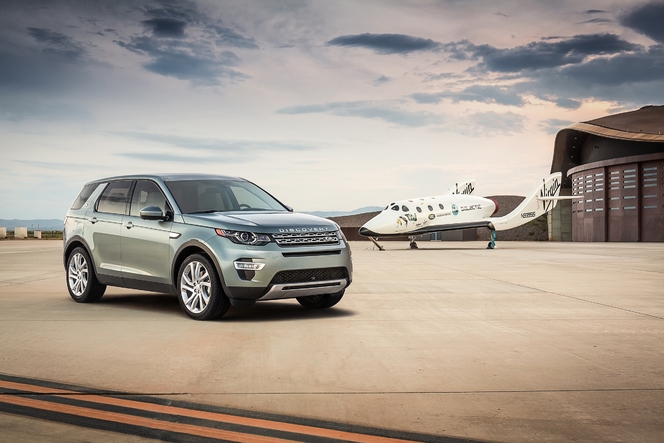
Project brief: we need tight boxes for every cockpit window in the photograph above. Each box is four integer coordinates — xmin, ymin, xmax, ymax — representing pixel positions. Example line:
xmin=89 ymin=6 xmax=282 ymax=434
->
xmin=427 ymin=205 xmax=433 ymax=211
xmin=439 ymin=203 xmax=444 ymax=210
xmin=401 ymin=205 xmax=409 ymax=212
xmin=391 ymin=205 xmax=399 ymax=211
xmin=416 ymin=206 xmax=422 ymax=213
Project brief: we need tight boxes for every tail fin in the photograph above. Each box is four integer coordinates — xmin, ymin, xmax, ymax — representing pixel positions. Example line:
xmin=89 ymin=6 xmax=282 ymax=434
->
xmin=444 ymin=179 xmax=476 ymax=196
xmin=491 ymin=173 xmax=562 ymax=231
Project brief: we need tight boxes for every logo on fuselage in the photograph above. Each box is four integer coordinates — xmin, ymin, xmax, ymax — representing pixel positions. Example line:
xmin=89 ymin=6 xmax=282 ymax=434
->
xmin=452 ymin=204 xmax=459 ymax=216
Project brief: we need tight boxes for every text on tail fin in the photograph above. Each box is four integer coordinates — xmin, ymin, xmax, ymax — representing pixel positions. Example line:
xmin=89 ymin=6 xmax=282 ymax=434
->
xmin=539 ymin=176 xmax=561 ymax=213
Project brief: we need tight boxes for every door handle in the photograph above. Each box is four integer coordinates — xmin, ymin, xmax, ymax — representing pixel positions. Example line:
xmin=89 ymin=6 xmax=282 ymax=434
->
xmin=124 ymin=222 xmax=134 ymax=229
xmin=89 ymin=217 xmax=98 ymax=224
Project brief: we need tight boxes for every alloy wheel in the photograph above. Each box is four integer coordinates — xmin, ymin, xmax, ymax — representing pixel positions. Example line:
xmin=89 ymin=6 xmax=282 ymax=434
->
xmin=68 ymin=253 xmax=88 ymax=297
xmin=180 ymin=261 xmax=211 ymax=314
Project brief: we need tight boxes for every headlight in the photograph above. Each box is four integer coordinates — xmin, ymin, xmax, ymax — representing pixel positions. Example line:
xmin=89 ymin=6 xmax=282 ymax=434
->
xmin=215 ymin=228 xmax=272 ymax=246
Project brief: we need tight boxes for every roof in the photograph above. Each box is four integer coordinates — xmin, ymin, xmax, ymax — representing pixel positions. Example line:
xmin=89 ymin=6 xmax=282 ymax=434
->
xmin=87 ymin=173 xmax=242 ymax=184
xmin=550 ymin=105 xmax=664 ymax=187
xmin=584 ymin=105 xmax=664 ymax=135
xmin=328 ymin=211 xmax=380 ymax=228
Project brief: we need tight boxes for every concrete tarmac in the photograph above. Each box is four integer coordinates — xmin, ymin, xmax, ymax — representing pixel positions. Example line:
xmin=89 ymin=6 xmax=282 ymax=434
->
xmin=0 ymin=240 xmax=663 ymax=442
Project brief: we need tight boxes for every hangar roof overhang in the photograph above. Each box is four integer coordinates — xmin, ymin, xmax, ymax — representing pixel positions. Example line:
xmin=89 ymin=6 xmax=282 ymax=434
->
xmin=551 ymin=105 xmax=664 ymax=187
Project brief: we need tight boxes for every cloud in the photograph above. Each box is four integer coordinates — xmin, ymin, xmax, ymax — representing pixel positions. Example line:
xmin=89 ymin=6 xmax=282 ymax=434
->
xmin=453 ymin=33 xmax=640 ymax=72
xmin=584 ymin=10 xmax=609 ymax=14
xmin=373 ymin=75 xmax=390 ymax=86
xmin=116 ymin=36 xmax=246 ymax=84
xmin=141 ymin=18 xmax=187 ymax=38
xmin=578 ymin=18 xmax=613 ymax=24
xmin=457 ymin=111 xmax=525 ymax=136
xmin=112 ymin=131 xmax=321 ymax=152
xmin=554 ymin=97 xmax=581 ymax=109
xmin=277 ymin=101 xmax=442 ymax=127
xmin=0 ymin=100 xmax=94 ymax=122
xmin=117 ymin=151 xmax=249 ymax=164
xmin=411 ymin=85 xmax=525 ymax=106
xmin=326 ymin=33 xmax=440 ymax=54
xmin=418 ymin=72 xmax=463 ymax=82
xmin=539 ymin=118 xmax=574 ymax=135
xmin=620 ymin=1 xmax=664 ymax=44
xmin=115 ymin=1 xmax=257 ymax=84
xmin=27 ymin=27 xmax=87 ymax=61
xmin=509 ymin=44 xmax=664 ymax=106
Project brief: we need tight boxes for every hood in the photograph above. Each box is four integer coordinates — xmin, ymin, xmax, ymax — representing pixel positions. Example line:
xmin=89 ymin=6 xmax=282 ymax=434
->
xmin=182 ymin=211 xmax=338 ymax=234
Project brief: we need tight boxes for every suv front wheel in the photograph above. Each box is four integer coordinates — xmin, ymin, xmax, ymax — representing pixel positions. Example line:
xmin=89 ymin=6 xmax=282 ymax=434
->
xmin=177 ymin=254 xmax=230 ymax=320
xmin=66 ymin=247 xmax=106 ymax=303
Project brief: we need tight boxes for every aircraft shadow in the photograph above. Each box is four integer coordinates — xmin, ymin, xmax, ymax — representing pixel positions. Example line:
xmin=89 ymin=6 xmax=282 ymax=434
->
xmin=98 ymin=293 xmax=357 ymax=322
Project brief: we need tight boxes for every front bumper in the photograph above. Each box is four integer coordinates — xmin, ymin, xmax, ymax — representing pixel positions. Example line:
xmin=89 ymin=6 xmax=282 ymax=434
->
xmin=204 ymin=235 xmax=353 ymax=301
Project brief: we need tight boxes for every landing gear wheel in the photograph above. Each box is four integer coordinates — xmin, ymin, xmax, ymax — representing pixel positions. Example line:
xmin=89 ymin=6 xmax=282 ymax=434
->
xmin=177 ymin=254 xmax=230 ymax=320
xmin=410 ymin=241 xmax=418 ymax=249
xmin=487 ymin=242 xmax=495 ymax=249
xmin=66 ymin=247 xmax=106 ymax=303
xmin=297 ymin=290 xmax=344 ymax=309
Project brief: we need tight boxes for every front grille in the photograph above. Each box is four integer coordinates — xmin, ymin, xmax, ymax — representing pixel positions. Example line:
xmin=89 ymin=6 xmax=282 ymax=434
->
xmin=272 ymin=231 xmax=340 ymax=247
xmin=270 ymin=267 xmax=348 ymax=285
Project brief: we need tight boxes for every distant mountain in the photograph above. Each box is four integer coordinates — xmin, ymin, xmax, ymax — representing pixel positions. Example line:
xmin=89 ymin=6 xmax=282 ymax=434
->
xmin=301 ymin=206 xmax=383 ymax=218
xmin=0 ymin=219 xmax=63 ymax=231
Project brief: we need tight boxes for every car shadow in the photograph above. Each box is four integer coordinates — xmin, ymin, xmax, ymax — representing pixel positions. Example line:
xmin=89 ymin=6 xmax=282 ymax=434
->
xmin=222 ymin=301 xmax=357 ymax=322
xmin=98 ymin=293 xmax=357 ymax=322
xmin=98 ymin=293 xmax=183 ymax=317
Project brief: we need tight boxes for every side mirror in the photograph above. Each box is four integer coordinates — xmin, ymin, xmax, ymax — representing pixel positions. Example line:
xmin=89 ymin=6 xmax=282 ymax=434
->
xmin=140 ymin=206 xmax=166 ymax=221
xmin=284 ymin=205 xmax=294 ymax=213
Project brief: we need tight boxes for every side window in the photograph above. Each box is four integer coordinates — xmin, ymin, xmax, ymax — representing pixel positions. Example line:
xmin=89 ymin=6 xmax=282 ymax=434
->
xmin=70 ymin=183 xmax=99 ymax=210
xmin=96 ymin=181 xmax=132 ymax=215
xmin=130 ymin=180 xmax=169 ymax=216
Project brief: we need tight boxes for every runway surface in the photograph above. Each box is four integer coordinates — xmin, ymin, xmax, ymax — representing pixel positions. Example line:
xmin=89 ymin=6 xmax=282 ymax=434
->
xmin=1 ymin=240 xmax=663 ymax=442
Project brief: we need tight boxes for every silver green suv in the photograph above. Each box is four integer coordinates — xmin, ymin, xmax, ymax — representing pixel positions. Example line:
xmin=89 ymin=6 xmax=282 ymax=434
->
xmin=63 ymin=174 xmax=352 ymax=320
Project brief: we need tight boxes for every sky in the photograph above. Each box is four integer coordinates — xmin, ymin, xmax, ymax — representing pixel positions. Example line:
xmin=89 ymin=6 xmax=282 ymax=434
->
xmin=1 ymin=0 xmax=664 ymax=219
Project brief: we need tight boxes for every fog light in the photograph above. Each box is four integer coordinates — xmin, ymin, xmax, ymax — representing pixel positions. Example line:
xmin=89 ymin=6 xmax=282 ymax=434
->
xmin=234 ymin=261 xmax=265 ymax=271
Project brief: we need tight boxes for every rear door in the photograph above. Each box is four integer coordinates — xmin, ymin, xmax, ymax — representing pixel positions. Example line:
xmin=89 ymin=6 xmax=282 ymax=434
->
xmin=121 ymin=180 xmax=173 ymax=287
xmin=87 ymin=181 xmax=133 ymax=281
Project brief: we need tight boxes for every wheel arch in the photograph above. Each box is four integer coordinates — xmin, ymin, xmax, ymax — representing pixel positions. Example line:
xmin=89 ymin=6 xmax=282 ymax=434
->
xmin=63 ymin=236 xmax=97 ymax=272
xmin=171 ymin=240 xmax=227 ymax=294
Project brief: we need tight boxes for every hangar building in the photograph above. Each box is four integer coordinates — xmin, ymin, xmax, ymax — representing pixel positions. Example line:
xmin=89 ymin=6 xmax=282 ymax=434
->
xmin=548 ymin=105 xmax=664 ymax=242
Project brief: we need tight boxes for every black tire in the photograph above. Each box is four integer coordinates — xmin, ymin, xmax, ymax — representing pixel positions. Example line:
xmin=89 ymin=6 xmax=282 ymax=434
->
xmin=66 ymin=247 xmax=106 ymax=303
xmin=297 ymin=290 xmax=344 ymax=309
xmin=177 ymin=254 xmax=230 ymax=320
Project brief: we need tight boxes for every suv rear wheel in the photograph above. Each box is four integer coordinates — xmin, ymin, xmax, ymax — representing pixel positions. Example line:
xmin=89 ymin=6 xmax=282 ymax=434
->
xmin=177 ymin=254 xmax=230 ymax=320
xmin=296 ymin=290 xmax=344 ymax=309
xmin=66 ymin=247 xmax=106 ymax=303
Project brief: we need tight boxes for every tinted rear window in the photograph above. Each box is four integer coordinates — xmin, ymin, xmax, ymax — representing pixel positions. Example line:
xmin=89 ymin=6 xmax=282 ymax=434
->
xmin=70 ymin=183 xmax=99 ymax=210
xmin=96 ymin=181 xmax=132 ymax=215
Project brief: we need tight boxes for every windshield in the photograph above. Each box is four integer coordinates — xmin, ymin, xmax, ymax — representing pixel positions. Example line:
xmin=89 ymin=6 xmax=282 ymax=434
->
xmin=165 ymin=179 xmax=287 ymax=214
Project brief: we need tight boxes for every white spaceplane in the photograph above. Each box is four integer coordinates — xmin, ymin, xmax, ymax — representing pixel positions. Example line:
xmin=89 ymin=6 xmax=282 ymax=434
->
xmin=359 ymin=172 xmax=569 ymax=249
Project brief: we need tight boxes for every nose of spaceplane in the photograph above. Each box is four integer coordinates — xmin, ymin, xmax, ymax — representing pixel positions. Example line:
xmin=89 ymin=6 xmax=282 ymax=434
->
xmin=359 ymin=226 xmax=378 ymax=236
xmin=359 ymin=213 xmax=384 ymax=237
